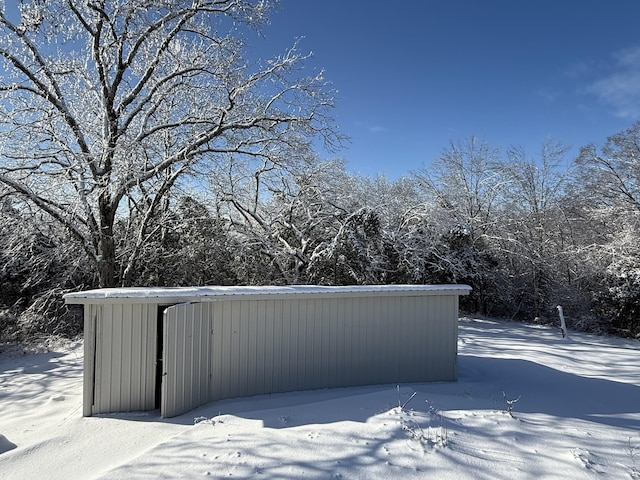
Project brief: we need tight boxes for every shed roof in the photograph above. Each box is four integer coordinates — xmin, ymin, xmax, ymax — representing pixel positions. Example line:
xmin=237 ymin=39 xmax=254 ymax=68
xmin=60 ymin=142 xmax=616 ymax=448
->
xmin=64 ymin=284 xmax=471 ymax=305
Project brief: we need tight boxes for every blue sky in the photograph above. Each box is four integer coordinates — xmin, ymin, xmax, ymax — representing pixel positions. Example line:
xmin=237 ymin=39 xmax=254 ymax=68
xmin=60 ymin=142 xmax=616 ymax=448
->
xmin=254 ymin=0 xmax=640 ymax=178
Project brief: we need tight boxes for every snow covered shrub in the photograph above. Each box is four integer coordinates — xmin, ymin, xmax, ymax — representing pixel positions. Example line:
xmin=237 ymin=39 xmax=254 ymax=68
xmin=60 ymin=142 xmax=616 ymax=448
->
xmin=592 ymin=266 xmax=640 ymax=338
xmin=0 ymin=200 xmax=92 ymax=340
xmin=17 ymin=288 xmax=84 ymax=339
xmin=307 ymin=207 xmax=386 ymax=285
xmin=0 ymin=306 xmax=20 ymax=342
xmin=121 ymin=196 xmax=239 ymax=287
xmin=435 ymin=223 xmax=504 ymax=316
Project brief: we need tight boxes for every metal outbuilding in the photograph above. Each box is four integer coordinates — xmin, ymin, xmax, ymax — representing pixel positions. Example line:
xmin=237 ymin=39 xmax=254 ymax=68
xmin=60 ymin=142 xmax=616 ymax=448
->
xmin=64 ymin=284 xmax=471 ymax=418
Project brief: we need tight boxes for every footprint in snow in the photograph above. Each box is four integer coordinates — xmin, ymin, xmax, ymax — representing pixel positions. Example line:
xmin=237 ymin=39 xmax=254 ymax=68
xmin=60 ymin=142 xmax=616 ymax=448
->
xmin=571 ymin=448 xmax=607 ymax=473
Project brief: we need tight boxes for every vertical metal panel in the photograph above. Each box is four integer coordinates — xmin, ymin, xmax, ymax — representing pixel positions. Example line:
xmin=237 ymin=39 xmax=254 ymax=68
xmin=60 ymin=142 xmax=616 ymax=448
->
xmin=340 ymin=297 xmax=355 ymax=387
xmin=83 ymin=304 xmax=97 ymax=416
xmin=327 ymin=297 xmax=339 ymax=387
xmin=187 ymin=304 xmax=208 ymax=408
xmin=261 ymin=300 xmax=275 ymax=394
xmin=94 ymin=303 xmax=114 ymax=413
xmin=230 ymin=300 xmax=244 ymax=396
xmin=91 ymin=303 xmax=156 ymax=415
xmin=161 ymin=303 xmax=212 ymax=418
xmin=302 ymin=299 xmax=313 ymax=390
xmin=134 ymin=303 xmax=158 ymax=411
xmin=217 ymin=301 xmax=232 ymax=398
xmin=246 ymin=300 xmax=258 ymax=395
xmin=209 ymin=301 xmax=224 ymax=399
xmin=282 ymin=300 xmax=292 ymax=384
xmin=289 ymin=299 xmax=302 ymax=388
xmin=273 ymin=298 xmax=288 ymax=392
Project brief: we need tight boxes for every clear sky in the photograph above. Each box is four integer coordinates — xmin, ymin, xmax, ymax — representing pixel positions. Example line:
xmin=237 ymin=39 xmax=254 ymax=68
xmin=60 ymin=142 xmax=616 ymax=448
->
xmin=253 ymin=0 xmax=640 ymax=178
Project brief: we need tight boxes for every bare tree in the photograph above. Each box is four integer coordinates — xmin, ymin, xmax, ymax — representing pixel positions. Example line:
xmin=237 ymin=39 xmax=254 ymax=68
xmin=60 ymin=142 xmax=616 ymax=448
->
xmin=505 ymin=139 xmax=572 ymax=225
xmin=499 ymin=139 xmax=575 ymax=316
xmin=0 ymin=0 xmax=341 ymax=287
xmin=574 ymin=121 xmax=640 ymax=335
xmin=576 ymin=120 xmax=640 ymax=212
xmin=414 ymin=137 xmax=506 ymax=311
xmin=211 ymin=157 xmax=358 ymax=284
xmin=416 ymin=136 xmax=505 ymax=241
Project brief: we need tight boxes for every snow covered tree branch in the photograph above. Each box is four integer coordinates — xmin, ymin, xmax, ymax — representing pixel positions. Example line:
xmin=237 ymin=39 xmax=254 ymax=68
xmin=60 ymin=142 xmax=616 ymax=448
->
xmin=0 ymin=0 xmax=343 ymax=287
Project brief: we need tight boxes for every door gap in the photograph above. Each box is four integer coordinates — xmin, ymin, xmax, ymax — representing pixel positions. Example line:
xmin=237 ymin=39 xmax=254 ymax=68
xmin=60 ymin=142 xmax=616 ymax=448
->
xmin=155 ymin=306 xmax=165 ymax=410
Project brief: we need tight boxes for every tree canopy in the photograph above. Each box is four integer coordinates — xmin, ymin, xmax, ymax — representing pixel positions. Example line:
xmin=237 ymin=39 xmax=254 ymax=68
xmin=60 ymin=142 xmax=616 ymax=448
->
xmin=0 ymin=0 xmax=342 ymax=287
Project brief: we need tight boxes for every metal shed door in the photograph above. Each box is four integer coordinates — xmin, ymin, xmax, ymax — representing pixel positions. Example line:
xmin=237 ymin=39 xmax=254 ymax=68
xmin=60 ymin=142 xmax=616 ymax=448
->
xmin=161 ymin=303 xmax=212 ymax=417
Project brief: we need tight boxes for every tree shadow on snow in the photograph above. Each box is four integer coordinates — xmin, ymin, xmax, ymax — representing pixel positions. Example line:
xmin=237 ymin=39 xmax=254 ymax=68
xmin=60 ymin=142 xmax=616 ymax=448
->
xmin=105 ymin=383 xmax=397 ymax=427
xmin=0 ymin=349 xmax=83 ymax=412
xmin=96 ymin=354 xmax=640 ymax=432
xmin=453 ymin=355 xmax=640 ymax=430
xmin=185 ymin=354 xmax=640 ymax=431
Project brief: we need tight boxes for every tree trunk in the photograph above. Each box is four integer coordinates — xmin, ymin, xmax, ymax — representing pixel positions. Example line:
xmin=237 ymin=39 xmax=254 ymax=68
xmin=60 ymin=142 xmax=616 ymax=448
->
xmin=98 ymin=198 xmax=117 ymax=288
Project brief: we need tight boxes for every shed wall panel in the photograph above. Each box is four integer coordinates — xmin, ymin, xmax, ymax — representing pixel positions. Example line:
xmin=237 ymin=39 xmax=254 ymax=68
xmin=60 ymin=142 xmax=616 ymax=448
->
xmin=162 ymin=303 xmax=212 ymax=418
xmin=82 ymin=305 xmax=98 ymax=416
xmin=154 ymin=293 xmax=460 ymax=416
xmin=91 ymin=303 xmax=156 ymax=415
xmin=262 ymin=300 xmax=275 ymax=394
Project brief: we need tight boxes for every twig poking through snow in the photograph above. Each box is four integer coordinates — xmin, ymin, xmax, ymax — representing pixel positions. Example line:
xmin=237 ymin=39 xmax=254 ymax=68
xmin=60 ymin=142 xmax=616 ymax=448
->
xmin=501 ymin=388 xmax=521 ymax=418
xmin=397 ymin=385 xmax=417 ymax=411
xmin=401 ymin=392 xmax=417 ymax=411
xmin=400 ymin=399 xmax=448 ymax=447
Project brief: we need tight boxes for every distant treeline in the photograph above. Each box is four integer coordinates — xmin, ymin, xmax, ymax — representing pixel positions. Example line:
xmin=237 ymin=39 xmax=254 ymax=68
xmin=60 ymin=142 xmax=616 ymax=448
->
xmin=3 ymin=122 xmax=640 ymax=341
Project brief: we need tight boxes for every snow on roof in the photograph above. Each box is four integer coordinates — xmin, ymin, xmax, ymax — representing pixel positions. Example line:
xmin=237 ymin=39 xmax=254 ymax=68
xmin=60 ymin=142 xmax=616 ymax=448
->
xmin=63 ymin=284 xmax=472 ymax=304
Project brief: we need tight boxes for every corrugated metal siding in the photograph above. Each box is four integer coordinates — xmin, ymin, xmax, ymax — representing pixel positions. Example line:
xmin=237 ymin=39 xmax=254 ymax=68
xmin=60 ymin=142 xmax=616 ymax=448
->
xmin=160 ymin=294 xmax=460 ymax=417
xmin=77 ymin=288 xmax=465 ymax=417
xmin=91 ymin=303 xmax=156 ymax=415
xmin=83 ymin=304 xmax=97 ymax=416
xmin=161 ymin=303 xmax=212 ymax=418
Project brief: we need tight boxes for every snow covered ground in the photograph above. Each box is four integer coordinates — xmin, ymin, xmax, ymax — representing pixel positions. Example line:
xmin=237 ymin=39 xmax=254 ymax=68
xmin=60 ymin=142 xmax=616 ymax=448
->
xmin=1 ymin=317 xmax=639 ymax=479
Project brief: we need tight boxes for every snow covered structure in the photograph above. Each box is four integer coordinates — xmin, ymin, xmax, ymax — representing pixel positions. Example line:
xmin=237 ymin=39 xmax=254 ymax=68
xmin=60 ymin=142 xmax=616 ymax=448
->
xmin=64 ymin=284 xmax=471 ymax=418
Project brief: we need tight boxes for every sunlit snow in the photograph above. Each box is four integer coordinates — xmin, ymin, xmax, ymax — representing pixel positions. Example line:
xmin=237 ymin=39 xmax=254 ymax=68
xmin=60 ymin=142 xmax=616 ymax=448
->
xmin=1 ymin=317 xmax=638 ymax=479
